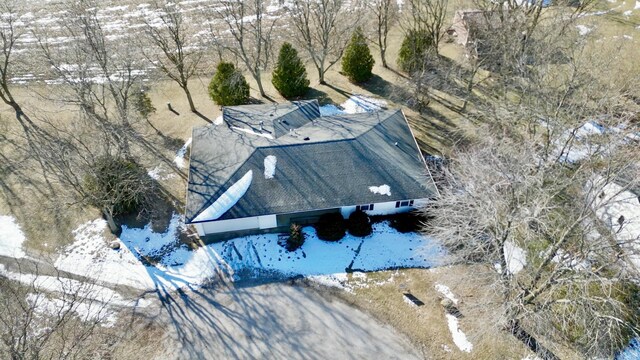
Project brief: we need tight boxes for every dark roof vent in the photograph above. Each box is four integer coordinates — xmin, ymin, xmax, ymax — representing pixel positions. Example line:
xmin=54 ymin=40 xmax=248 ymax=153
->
xmin=304 ymin=137 xmax=310 ymax=141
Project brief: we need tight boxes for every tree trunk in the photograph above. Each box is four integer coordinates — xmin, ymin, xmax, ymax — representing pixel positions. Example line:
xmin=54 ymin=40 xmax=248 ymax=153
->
xmin=318 ymin=67 xmax=326 ymax=85
xmin=380 ymin=48 xmax=388 ymax=68
xmin=104 ymin=210 xmax=121 ymax=234
xmin=255 ymin=71 xmax=266 ymax=97
xmin=183 ymin=85 xmax=196 ymax=113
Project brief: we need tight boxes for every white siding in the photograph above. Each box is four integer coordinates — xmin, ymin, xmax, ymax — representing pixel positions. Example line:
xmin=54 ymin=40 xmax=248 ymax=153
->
xmin=194 ymin=223 xmax=205 ymax=236
xmin=258 ymin=215 xmax=278 ymax=229
xmin=341 ymin=198 xmax=429 ymax=218
xmin=200 ymin=216 xmax=260 ymax=234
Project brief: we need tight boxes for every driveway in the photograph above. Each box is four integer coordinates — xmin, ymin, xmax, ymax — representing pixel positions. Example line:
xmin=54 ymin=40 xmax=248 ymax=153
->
xmin=151 ymin=281 xmax=424 ymax=359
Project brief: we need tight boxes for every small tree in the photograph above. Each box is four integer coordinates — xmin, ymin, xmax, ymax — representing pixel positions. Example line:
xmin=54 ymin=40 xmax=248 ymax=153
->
xmin=348 ymin=210 xmax=372 ymax=237
xmin=315 ymin=213 xmax=346 ymax=241
xmin=272 ymin=42 xmax=310 ymax=98
xmin=341 ymin=27 xmax=375 ymax=83
xmin=82 ymin=156 xmax=154 ymax=234
xmin=397 ymin=29 xmax=432 ymax=73
xmin=208 ymin=62 xmax=250 ymax=106
xmin=286 ymin=223 xmax=305 ymax=251
xmin=134 ymin=90 xmax=156 ymax=119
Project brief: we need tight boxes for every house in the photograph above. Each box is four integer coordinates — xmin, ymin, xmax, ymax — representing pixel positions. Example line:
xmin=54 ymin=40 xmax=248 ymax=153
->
xmin=450 ymin=9 xmax=487 ymax=47
xmin=185 ymin=100 xmax=438 ymax=238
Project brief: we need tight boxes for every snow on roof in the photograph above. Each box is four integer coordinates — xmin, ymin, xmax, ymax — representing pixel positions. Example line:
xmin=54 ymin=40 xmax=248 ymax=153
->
xmin=369 ymin=184 xmax=392 ymax=196
xmin=192 ymin=170 xmax=253 ymax=222
xmin=231 ymin=126 xmax=274 ymax=139
xmin=0 ymin=215 xmax=26 ymax=258
xmin=264 ymin=155 xmax=277 ymax=179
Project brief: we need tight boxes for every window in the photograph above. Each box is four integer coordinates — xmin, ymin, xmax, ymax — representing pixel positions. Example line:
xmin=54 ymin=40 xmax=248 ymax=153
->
xmin=395 ymin=200 xmax=415 ymax=208
xmin=356 ymin=204 xmax=374 ymax=211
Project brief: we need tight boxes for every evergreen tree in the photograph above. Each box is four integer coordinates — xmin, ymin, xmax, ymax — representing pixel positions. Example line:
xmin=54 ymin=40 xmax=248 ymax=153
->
xmin=272 ymin=42 xmax=310 ymax=98
xmin=397 ymin=29 xmax=432 ymax=73
xmin=341 ymin=27 xmax=375 ymax=83
xmin=134 ymin=90 xmax=156 ymax=119
xmin=208 ymin=62 xmax=250 ymax=106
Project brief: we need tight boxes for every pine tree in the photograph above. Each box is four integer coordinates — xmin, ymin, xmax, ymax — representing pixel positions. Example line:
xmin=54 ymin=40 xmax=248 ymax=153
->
xmin=272 ymin=42 xmax=310 ymax=98
xmin=397 ymin=29 xmax=432 ymax=73
xmin=134 ymin=90 xmax=156 ymax=119
xmin=208 ymin=62 xmax=250 ymax=106
xmin=341 ymin=27 xmax=375 ymax=83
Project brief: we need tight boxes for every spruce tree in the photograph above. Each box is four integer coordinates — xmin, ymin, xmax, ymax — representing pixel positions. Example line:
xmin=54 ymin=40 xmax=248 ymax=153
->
xmin=341 ymin=27 xmax=375 ymax=83
xmin=272 ymin=42 xmax=310 ymax=98
xmin=397 ymin=29 xmax=432 ymax=73
xmin=208 ymin=62 xmax=250 ymax=106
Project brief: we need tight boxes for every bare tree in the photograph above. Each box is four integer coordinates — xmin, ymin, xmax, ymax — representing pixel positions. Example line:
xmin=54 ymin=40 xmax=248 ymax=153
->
xmin=142 ymin=1 xmax=202 ymax=113
xmin=289 ymin=0 xmax=362 ymax=84
xmin=206 ymin=0 xmax=276 ymax=98
xmin=404 ymin=0 xmax=448 ymax=54
xmin=367 ymin=0 xmax=399 ymax=69
xmin=0 ymin=262 xmax=115 ymax=359
xmin=36 ymin=0 xmax=143 ymax=156
xmin=425 ymin=128 xmax=639 ymax=358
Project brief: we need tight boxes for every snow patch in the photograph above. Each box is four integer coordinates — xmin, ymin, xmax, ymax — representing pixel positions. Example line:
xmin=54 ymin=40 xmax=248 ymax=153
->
xmin=232 ymin=126 xmax=274 ymax=139
xmin=192 ymin=170 xmax=253 ymax=222
xmin=576 ymin=25 xmax=592 ymax=35
xmin=26 ymin=293 xmax=117 ymax=327
xmin=435 ymin=284 xmax=459 ymax=304
xmin=369 ymin=184 xmax=392 ymax=196
xmin=174 ymin=137 xmax=192 ymax=169
xmin=264 ymin=155 xmax=277 ymax=179
xmin=446 ymin=313 xmax=473 ymax=352
xmin=319 ymin=104 xmax=344 ymax=116
xmin=0 ymin=215 xmax=26 ymax=258
xmin=341 ymin=95 xmax=387 ymax=114
xmin=504 ymin=241 xmax=527 ymax=274
xmin=636 ymin=0 xmax=640 ymax=8
xmin=594 ymin=180 xmax=640 ymax=272
xmin=148 ymin=165 xmax=176 ymax=180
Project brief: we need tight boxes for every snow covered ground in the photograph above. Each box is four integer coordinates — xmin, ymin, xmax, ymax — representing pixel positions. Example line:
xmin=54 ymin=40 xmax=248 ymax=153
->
xmin=54 ymin=215 xmax=442 ymax=292
xmin=594 ymin=180 xmax=640 ymax=272
xmin=445 ymin=313 xmax=473 ymax=352
xmin=0 ymin=215 xmax=26 ymax=258
xmin=173 ymin=137 xmax=191 ymax=169
xmin=319 ymin=94 xmax=387 ymax=116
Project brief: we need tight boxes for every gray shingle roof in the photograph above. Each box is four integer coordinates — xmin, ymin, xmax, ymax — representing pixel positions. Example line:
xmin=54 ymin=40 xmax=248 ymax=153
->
xmin=185 ymin=101 xmax=436 ymax=223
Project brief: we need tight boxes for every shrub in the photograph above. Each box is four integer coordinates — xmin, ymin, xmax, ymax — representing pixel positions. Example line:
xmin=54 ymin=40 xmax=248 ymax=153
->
xmin=272 ymin=42 xmax=309 ymax=98
xmin=134 ymin=90 xmax=156 ymax=119
xmin=390 ymin=212 xmax=425 ymax=233
xmin=397 ymin=29 xmax=433 ymax=73
xmin=286 ymin=223 xmax=305 ymax=251
xmin=208 ymin=62 xmax=250 ymax=106
xmin=348 ymin=210 xmax=372 ymax=237
xmin=82 ymin=155 xmax=154 ymax=233
xmin=341 ymin=27 xmax=375 ymax=83
xmin=314 ymin=213 xmax=346 ymax=241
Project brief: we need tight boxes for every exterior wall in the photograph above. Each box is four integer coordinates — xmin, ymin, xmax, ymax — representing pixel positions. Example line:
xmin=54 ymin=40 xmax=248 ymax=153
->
xmin=258 ymin=215 xmax=278 ymax=229
xmin=341 ymin=198 xmax=429 ymax=218
xmin=194 ymin=214 xmax=278 ymax=236
xmin=200 ymin=216 xmax=260 ymax=235
xmin=194 ymin=199 xmax=430 ymax=236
